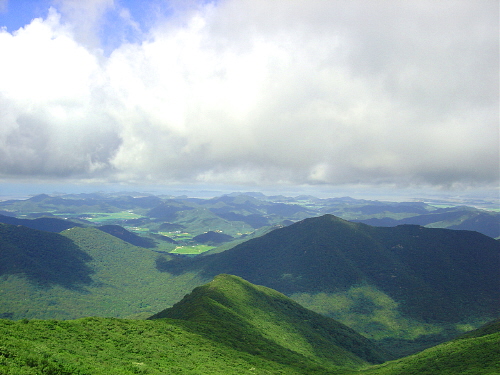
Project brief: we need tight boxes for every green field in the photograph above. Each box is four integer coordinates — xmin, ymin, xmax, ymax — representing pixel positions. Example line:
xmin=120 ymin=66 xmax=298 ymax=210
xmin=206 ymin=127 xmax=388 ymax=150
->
xmin=170 ymin=244 xmax=215 ymax=254
xmin=80 ymin=211 xmax=144 ymax=223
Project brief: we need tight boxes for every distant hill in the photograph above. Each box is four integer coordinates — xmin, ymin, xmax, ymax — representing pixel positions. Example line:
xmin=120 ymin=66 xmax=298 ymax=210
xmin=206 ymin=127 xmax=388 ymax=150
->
xmin=0 ymin=214 xmax=82 ymax=232
xmin=0 ymin=223 xmax=93 ymax=288
xmin=353 ymin=207 xmax=500 ymax=238
xmin=192 ymin=231 xmax=233 ymax=245
xmin=97 ymin=225 xmax=156 ymax=248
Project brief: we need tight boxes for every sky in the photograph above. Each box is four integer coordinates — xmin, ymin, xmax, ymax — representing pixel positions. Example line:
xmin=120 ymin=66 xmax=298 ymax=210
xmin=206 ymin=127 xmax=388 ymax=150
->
xmin=0 ymin=0 xmax=498 ymax=199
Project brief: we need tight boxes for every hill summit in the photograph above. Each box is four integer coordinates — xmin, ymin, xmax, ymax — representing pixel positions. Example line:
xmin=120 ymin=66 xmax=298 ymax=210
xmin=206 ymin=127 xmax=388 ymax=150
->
xmin=150 ymin=274 xmax=391 ymax=369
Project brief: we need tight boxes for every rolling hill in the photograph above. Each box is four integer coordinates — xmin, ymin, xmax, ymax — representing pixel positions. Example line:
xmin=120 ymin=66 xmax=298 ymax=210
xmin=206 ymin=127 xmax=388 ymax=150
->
xmin=157 ymin=214 xmax=500 ymax=354
xmin=362 ymin=318 xmax=500 ymax=375
xmin=0 ymin=275 xmax=390 ymax=374
xmin=0 ymin=275 xmax=497 ymax=374
xmin=150 ymin=274 xmax=391 ymax=368
xmin=0 ymin=212 xmax=498 ymax=356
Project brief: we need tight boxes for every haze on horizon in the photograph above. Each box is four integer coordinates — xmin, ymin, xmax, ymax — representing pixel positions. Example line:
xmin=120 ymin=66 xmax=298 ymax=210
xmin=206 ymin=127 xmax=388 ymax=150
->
xmin=0 ymin=0 xmax=498 ymax=199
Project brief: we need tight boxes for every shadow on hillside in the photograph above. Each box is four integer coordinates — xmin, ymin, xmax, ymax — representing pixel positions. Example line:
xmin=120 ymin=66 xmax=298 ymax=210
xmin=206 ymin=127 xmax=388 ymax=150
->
xmin=0 ymin=226 xmax=94 ymax=290
xmin=155 ymin=255 xmax=203 ymax=276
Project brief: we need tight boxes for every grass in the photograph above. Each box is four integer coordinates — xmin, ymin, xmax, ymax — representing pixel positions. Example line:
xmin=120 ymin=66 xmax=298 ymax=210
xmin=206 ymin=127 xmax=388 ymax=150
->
xmin=0 ymin=318 xmax=304 ymax=375
xmin=357 ymin=331 xmax=500 ymax=375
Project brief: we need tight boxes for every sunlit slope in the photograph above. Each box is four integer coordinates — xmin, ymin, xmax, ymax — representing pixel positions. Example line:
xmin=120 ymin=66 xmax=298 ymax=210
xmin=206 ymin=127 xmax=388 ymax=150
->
xmin=150 ymin=274 xmax=391 ymax=371
xmin=359 ymin=319 xmax=500 ymax=375
xmin=0 ymin=274 xmax=390 ymax=374
xmin=0 ymin=318 xmax=307 ymax=375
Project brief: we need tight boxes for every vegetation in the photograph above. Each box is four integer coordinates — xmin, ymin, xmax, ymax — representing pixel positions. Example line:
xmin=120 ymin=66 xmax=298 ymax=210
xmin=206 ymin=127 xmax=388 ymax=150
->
xmin=0 ymin=317 xmax=305 ymax=374
xmin=150 ymin=275 xmax=391 ymax=369
xmin=358 ymin=321 xmax=500 ymax=375
xmin=0 ymin=191 xmax=498 ymax=359
xmin=0 ymin=276 xmax=497 ymax=375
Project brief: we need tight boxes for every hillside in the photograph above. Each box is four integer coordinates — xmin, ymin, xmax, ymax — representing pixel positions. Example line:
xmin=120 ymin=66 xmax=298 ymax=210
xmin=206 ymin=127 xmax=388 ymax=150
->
xmin=97 ymin=224 xmax=156 ymax=248
xmin=186 ymin=215 xmax=499 ymax=321
xmin=0 ymin=225 xmax=208 ymax=320
xmin=361 ymin=318 xmax=500 ymax=375
xmin=1 ymin=213 xmax=498 ymax=356
xmin=158 ymin=214 xmax=500 ymax=353
xmin=150 ymin=274 xmax=391 ymax=369
xmin=0 ymin=223 xmax=93 ymax=289
xmin=0 ymin=275 xmax=389 ymax=374
xmin=0 ymin=275 xmax=497 ymax=374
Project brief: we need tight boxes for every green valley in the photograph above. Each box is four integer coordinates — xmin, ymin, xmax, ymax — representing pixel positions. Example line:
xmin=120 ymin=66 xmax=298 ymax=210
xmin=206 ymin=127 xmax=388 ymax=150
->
xmin=0 ymin=275 xmax=498 ymax=375
xmin=0 ymin=191 xmax=499 ymax=367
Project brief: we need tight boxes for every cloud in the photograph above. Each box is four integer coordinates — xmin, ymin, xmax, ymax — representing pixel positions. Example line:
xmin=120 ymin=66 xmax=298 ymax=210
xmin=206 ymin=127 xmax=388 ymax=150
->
xmin=0 ymin=0 xmax=498 ymax=190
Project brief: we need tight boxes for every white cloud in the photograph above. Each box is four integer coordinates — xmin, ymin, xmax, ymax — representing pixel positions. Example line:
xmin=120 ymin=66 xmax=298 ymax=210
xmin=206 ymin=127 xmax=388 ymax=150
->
xmin=0 ymin=0 xmax=497 ymax=190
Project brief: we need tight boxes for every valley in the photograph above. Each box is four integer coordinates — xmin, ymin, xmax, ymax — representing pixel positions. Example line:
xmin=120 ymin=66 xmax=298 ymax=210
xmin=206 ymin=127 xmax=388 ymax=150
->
xmin=0 ymin=191 xmax=499 ymax=373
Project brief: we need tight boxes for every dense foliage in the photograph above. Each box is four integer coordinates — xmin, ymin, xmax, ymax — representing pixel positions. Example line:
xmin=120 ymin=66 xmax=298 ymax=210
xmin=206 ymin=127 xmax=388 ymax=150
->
xmin=0 ymin=275 xmax=497 ymax=375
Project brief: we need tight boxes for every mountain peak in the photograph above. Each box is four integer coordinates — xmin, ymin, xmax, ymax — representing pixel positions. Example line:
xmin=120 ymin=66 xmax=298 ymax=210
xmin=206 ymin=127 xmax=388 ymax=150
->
xmin=150 ymin=274 xmax=391 ymax=368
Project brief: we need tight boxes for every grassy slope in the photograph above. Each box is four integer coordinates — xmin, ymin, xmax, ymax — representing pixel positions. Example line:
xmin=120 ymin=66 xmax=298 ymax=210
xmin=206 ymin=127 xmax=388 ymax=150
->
xmin=150 ymin=275 xmax=391 ymax=371
xmin=358 ymin=320 xmax=500 ymax=375
xmin=0 ymin=274 xmax=391 ymax=375
xmin=0 ymin=318 xmax=304 ymax=375
xmin=0 ymin=276 xmax=497 ymax=375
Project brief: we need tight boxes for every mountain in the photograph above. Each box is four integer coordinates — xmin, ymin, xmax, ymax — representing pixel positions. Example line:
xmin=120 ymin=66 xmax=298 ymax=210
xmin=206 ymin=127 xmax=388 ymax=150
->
xmin=157 ymin=214 xmax=500 ymax=353
xmin=1 ymin=212 xmax=498 ymax=356
xmin=0 ymin=275 xmax=496 ymax=374
xmin=184 ymin=215 xmax=499 ymax=321
xmin=150 ymin=274 xmax=391 ymax=369
xmin=364 ymin=318 xmax=500 ymax=375
xmin=0 ymin=274 xmax=390 ymax=374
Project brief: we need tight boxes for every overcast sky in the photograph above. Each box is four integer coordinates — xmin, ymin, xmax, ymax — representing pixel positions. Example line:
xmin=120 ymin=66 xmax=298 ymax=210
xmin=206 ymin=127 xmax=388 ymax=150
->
xmin=0 ymin=0 xmax=498 ymax=197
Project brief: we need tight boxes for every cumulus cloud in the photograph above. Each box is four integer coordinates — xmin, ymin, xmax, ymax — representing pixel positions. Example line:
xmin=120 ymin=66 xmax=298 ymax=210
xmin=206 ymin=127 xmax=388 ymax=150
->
xmin=0 ymin=0 xmax=498 ymax=190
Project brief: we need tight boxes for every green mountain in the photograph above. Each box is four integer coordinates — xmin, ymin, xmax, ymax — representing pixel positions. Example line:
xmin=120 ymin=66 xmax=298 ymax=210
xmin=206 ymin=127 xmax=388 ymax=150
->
xmin=178 ymin=215 xmax=499 ymax=321
xmin=150 ymin=274 xmax=391 ymax=369
xmin=0 ymin=275 xmax=497 ymax=375
xmin=361 ymin=319 xmax=500 ymax=375
xmin=158 ymin=214 xmax=500 ymax=353
xmin=0 ymin=274 xmax=389 ymax=374
xmin=0 ymin=225 xmax=207 ymax=320
xmin=1 ymin=213 xmax=498 ymax=356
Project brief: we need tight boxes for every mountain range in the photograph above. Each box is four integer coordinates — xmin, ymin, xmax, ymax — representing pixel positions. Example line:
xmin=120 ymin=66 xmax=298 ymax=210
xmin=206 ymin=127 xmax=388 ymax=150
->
xmin=1 ymin=208 xmax=498 ymax=358
xmin=1 ymin=274 xmax=498 ymax=374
